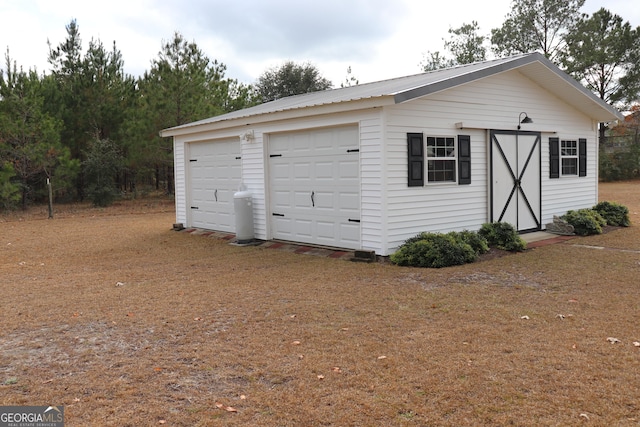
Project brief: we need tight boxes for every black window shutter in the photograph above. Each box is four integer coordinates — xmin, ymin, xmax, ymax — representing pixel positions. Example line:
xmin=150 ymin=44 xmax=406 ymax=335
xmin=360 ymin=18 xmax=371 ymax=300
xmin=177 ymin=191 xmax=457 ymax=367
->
xmin=578 ymin=138 xmax=587 ymax=177
xmin=407 ymin=133 xmax=424 ymax=187
xmin=457 ymin=135 xmax=471 ymax=185
xmin=549 ymin=137 xmax=560 ymax=179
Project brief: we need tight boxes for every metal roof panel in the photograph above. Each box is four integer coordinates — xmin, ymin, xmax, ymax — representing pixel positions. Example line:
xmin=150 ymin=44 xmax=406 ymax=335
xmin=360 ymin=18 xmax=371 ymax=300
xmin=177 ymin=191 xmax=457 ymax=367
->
xmin=161 ymin=53 xmax=622 ymax=136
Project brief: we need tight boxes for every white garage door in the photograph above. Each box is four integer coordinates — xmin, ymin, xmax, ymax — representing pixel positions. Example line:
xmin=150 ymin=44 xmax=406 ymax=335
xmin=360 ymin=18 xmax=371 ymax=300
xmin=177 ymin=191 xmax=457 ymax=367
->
xmin=269 ymin=126 xmax=360 ymax=249
xmin=188 ymin=139 xmax=241 ymax=232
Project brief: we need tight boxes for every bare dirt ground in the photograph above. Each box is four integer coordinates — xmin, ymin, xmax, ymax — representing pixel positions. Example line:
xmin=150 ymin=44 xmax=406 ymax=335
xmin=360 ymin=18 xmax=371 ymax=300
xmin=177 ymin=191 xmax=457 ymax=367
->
xmin=1 ymin=183 xmax=640 ymax=426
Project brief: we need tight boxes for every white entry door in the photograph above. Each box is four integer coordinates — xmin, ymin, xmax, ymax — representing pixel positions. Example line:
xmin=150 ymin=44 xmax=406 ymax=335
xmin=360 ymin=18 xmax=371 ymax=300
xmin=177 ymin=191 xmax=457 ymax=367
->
xmin=490 ymin=130 xmax=541 ymax=232
xmin=268 ymin=126 xmax=360 ymax=249
xmin=188 ymin=139 xmax=241 ymax=232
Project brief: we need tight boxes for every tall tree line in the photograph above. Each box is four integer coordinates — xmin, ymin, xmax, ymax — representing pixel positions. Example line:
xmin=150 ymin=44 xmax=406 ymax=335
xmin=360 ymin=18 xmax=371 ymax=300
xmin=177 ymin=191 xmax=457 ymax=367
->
xmin=2 ymin=1 xmax=640 ymax=210
xmin=0 ymin=20 xmax=258 ymax=209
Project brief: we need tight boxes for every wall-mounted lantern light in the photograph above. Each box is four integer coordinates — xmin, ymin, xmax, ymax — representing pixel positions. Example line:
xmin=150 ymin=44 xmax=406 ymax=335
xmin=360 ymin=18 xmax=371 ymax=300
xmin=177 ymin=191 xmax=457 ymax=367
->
xmin=518 ymin=112 xmax=533 ymax=130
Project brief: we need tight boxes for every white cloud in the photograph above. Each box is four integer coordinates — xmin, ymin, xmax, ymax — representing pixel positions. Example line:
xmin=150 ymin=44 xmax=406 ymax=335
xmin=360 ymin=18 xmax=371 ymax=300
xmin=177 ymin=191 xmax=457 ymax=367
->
xmin=1 ymin=0 xmax=638 ymax=86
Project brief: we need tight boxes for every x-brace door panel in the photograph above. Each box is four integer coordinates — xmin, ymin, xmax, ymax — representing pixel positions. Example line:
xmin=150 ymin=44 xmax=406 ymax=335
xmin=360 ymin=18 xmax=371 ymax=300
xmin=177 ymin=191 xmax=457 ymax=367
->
xmin=490 ymin=130 xmax=541 ymax=232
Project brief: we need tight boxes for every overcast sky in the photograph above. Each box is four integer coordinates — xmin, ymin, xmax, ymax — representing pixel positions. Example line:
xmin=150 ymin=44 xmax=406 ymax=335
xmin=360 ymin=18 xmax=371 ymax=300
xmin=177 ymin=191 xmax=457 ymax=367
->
xmin=1 ymin=0 xmax=638 ymax=86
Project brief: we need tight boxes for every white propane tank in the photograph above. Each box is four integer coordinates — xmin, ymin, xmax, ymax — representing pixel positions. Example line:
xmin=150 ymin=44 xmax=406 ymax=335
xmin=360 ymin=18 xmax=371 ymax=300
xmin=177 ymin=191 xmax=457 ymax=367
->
xmin=233 ymin=189 xmax=254 ymax=243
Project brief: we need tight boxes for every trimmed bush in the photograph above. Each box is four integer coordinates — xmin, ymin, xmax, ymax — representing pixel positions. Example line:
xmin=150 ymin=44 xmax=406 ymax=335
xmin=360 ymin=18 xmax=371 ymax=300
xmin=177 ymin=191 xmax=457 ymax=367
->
xmin=478 ymin=222 xmax=527 ymax=252
xmin=390 ymin=232 xmax=479 ymax=268
xmin=402 ymin=231 xmax=434 ymax=246
xmin=593 ymin=201 xmax=630 ymax=227
xmin=457 ymin=230 xmax=490 ymax=255
xmin=561 ymin=209 xmax=606 ymax=236
xmin=401 ymin=230 xmax=489 ymax=255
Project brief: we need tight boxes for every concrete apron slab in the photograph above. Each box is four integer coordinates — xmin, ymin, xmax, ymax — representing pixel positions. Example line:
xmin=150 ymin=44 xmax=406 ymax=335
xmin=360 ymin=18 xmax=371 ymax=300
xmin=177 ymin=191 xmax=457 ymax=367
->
xmin=522 ymin=231 xmax=575 ymax=248
xmin=521 ymin=231 xmax=560 ymax=243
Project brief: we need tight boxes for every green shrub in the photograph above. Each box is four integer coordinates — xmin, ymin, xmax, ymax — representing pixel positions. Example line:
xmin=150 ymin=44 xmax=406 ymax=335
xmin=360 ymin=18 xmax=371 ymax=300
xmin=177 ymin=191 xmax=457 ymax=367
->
xmin=593 ymin=201 xmax=630 ymax=227
xmin=391 ymin=232 xmax=478 ymax=268
xmin=561 ymin=208 xmax=606 ymax=236
xmin=402 ymin=232 xmax=433 ymax=246
xmin=401 ymin=230 xmax=489 ymax=255
xmin=478 ymin=222 xmax=527 ymax=252
xmin=457 ymin=230 xmax=490 ymax=255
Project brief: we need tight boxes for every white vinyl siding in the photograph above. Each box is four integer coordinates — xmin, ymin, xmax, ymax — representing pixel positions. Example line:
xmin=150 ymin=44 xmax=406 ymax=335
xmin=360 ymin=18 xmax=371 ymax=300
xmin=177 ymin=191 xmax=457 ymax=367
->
xmin=383 ymin=106 xmax=488 ymax=253
xmin=381 ymin=70 xmax=597 ymax=253
xmin=359 ymin=112 xmax=385 ymax=253
xmin=542 ymin=134 xmax=597 ymax=224
xmin=169 ymin=64 xmax=604 ymax=256
xmin=240 ymin=133 xmax=266 ymax=239
xmin=173 ymin=138 xmax=187 ymax=225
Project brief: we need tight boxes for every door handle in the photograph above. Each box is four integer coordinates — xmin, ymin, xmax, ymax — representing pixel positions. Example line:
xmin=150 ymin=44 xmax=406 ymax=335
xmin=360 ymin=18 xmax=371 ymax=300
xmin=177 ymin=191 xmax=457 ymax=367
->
xmin=311 ymin=191 xmax=315 ymax=207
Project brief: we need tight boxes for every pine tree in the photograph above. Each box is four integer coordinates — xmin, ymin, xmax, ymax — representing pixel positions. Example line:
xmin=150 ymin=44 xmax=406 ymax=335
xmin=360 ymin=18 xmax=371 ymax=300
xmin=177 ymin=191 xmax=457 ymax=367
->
xmin=0 ymin=51 xmax=79 ymax=209
xmin=561 ymin=8 xmax=640 ymax=143
xmin=491 ymin=0 xmax=585 ymax=63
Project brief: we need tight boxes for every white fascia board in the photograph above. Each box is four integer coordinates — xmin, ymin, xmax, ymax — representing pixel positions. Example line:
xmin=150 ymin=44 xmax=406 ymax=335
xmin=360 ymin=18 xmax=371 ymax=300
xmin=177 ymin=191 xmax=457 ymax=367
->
xmin=160 ymin=97 xmax=395 ymax=138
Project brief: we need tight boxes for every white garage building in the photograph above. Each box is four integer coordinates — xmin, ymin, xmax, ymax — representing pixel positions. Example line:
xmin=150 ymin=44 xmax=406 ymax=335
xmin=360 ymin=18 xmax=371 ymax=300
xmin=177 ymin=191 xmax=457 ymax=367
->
xmin=161 ymin=53 xmax=622 ymax=256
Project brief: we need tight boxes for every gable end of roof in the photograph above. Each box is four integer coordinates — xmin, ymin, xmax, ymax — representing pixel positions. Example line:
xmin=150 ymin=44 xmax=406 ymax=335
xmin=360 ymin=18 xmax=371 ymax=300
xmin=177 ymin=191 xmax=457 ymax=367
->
xmin=393 ymin=53 xmax=540 ymax=103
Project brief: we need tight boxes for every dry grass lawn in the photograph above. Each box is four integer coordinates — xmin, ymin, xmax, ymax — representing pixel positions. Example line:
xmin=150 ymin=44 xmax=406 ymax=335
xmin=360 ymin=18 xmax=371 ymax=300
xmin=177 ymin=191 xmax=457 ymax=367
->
xmin=1 ymin=182 xmax=640 ymax=426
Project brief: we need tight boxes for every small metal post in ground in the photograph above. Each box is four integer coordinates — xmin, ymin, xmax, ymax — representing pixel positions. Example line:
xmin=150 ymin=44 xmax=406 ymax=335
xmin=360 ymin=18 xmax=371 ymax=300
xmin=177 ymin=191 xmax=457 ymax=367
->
xmin=47 ymin=178 xmax=53 ymax=219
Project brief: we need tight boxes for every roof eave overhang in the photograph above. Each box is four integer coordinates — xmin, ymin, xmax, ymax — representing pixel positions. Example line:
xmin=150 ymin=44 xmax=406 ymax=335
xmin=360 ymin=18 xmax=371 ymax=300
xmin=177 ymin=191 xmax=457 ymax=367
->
xmin=160 ymin=96 xmax=395 ymax=137
xmin=526 ymin=55 xmax=623 ymax=122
